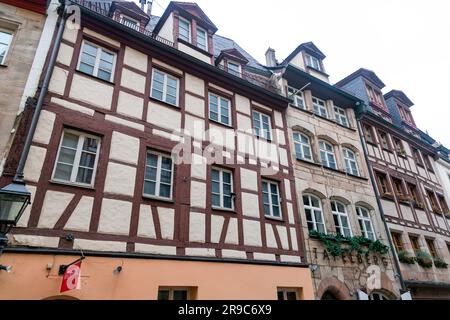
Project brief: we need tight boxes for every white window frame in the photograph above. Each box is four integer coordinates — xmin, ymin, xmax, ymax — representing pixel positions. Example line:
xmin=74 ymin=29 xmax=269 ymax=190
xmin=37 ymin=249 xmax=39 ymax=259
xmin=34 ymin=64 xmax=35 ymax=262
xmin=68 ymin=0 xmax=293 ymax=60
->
xmin=0 ymin=28 xmax=13 ymax=65
xmin=77 ymin=40 xmax=116 ymax=82
xmin=226 ymin=60 xmax=241 ymax=77
xmin=356 ymin=206 xmax=376 ymax=240
xmin=208 ymin=92 xmax=231 ymax=126
xmin=178 ymin=17 xmax=191 ymax=43
xmin=293 ymin=132 xmax=313 ymax=162
xmin=262 ymin=180 xmax=282 ymax=219
xmin=252 ymin=110 xmax=272 ymax=141
xmin=312 ymin=97 xmax=328 ymax=118
xmin=319 ymin=140 xmax=337 ymax=169
xmin=150 ymin=68 xmax=180 ymax=107
xmin=303 ymin=194 xmax=326 ymax=234
xmin=288 ymin=86 xmax=306 ymax=110
xmin=305 ymin=54 xmax=322 ymax=71
xmin=334 ymin=106 xmax=349 ymax=127
xmin=52 ymin=129 xmax=101 ymax=187
xmin=196 ymin=26 xmax=208 ymax=51
xmin=143 ymin=151 xmax=174 ymax=201
xmin=120 ymin=15 xmax=140 ymax=29
xmin=343 ymin=148 xmax=359 ymax=176
xmin=211 ymin=167 xmax=234 ymax=211
xmin=331 ymin=200 xmax=352 ymax=237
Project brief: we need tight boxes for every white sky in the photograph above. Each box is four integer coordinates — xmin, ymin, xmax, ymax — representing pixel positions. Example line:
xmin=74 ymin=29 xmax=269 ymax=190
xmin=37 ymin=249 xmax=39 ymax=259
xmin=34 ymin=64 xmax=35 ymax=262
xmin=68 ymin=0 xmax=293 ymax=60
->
xmin=143 ymin=0 xmax=450 ymax=147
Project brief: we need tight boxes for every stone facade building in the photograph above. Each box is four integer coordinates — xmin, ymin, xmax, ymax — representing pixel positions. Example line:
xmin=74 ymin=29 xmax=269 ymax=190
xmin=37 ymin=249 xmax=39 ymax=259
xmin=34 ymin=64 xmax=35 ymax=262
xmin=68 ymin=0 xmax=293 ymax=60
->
xmin=337 ymin=69 xmax=450 ymax=299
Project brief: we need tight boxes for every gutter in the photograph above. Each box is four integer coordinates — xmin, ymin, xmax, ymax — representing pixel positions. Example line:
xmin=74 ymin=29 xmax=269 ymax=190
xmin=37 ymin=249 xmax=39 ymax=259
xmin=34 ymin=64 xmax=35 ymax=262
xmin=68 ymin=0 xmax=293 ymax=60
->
xmin=355 ymin=114 xmax=407 ymax=294
xmin=14 ymin=0 xmax=70 ymax=182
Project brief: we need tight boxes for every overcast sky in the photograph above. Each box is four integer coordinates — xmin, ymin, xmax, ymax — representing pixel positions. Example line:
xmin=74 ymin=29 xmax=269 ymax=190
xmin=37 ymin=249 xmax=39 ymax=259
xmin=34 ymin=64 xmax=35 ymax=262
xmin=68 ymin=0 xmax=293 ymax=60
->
xmin=144 ymin=0 xmax=450 ymax=147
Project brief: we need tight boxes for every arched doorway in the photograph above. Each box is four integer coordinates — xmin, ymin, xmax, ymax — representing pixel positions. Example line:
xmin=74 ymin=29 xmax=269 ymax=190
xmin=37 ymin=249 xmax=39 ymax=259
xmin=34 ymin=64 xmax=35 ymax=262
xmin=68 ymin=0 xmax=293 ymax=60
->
xmin=43 ymin=295 xmax=79 ymax=300
xmin=321 ymin=290 xmax=338 ymax=300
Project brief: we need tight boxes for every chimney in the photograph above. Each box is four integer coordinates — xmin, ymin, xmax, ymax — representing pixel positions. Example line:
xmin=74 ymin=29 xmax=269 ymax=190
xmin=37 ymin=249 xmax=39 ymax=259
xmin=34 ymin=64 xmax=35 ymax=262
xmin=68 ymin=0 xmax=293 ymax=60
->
xmin=265 ymin=47 xmax=277 ymax=67
xmin=147 ymin=0 xmax=153 ymax=17
xmin=139 ymin=0 xmax=146 ymax=11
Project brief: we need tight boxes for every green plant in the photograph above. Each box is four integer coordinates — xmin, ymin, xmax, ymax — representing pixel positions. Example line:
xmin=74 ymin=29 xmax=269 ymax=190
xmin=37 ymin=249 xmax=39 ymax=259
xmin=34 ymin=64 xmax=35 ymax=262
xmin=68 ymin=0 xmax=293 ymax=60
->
xmin=433 ymin=257 xmax=448 ymax=269
xmin=397 ymin=250 xmax=416 ymax=264
xmin=416 ymin=250 xmax=433 ymax=268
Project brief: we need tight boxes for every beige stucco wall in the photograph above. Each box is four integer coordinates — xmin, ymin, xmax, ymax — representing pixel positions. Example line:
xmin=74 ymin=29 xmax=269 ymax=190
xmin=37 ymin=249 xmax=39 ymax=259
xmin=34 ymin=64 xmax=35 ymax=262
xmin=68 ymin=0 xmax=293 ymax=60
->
xmin=0 ymin=253 xmax=314 ymax=300
xmin=0 ymin=3 xmax=45 ymax=172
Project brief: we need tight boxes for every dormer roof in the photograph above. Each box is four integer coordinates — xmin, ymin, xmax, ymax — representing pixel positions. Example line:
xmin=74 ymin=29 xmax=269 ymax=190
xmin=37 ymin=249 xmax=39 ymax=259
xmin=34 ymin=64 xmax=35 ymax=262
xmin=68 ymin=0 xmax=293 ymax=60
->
xmin=109 ymin=1 xmax=150 ymax=23
xmin=215 ymin=48 xmax=249 ymax=65
xmin=335 ymin=68 xmax=385 ymax=89
xmin=153 ymin=1 xmax=218 ymax=34
xmin=384 ymin=90 xmax=414 ymax=108
xmin=284 ymin=41 xmax=326 ymax=64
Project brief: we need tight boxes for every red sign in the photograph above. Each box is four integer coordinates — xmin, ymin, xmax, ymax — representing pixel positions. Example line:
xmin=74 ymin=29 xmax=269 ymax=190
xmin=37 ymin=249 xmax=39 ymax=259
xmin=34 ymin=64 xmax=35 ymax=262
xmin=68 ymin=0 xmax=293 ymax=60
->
xmin=60 ymin=261 xmax=82 ymax=293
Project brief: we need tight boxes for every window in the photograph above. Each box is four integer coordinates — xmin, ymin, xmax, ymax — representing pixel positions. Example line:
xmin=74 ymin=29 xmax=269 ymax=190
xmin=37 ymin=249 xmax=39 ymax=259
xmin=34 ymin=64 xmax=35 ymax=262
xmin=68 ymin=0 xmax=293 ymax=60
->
xmin=331 ymin=200 xmax=352 ymax=237
xmin=226 ymin=61 xmax=241 ymax=77
xmin=209 ymin=92 xmax=231 ymax=126
xmin=343 ymin=148 xmax=359 ymax=176
xmin=356 ymin=207 xmax=375 ymax=240
xmin=0 ymin=29 xmax=13 ymax=64
xmin=303 ymin=194 xmax=326 ymax=233
xmin=391 ymin=232 xmax=404 ymax=253
xmin=369 ymin=292 xmax=390 ymax=300
xmin=120 ymin=16 xmax=139 ymax=29
xmin=277 ymin=288 xmax=299 ymax=300
xmin=392 ymin=178 xmax=405 ymax=198
xmin=262 ymin=180 xmax=281 ymax=219
xmin=411 ymin=147 xmax=423 ymax=167
xmin=144 ymin=151 xmax=174 ymax=200
xmin=334 ymin=106 xmax=349 ymax=127
xmin=375 ymin=172 xmax=391 ymax=196
xmin=312 ymin=97 xmax=328 ymax=118
xmin=151 ymin=69 xmax=179 ymax=106
xmin=78 ymin=41 xmax=116 ymax=82
xmin=398 ymin=105 xmax=412 ymax=124
xmin=425 ymin=239 xmax=438 ymax=258
xmin=423 ymin=154 xmax=434 ymax=172
xmin=407 ymin=183 xmax=421 ymax=204
xmin=196 ymin=26 xmax=207 ymax=51
xmin=293 ymin=132 xmax=313 ymax=161
xmin=178 ymin=17 xmax=191 ymax=42
xmin=288 ymin=86 xmax=305 ymax=110
xmin=409 ymin=235 xmax=421 ymax=255
xmin=52 ymin=130 xmax=100 ymax=187
xmin=252 ymin=110 xmax=272 ymax=140
xmin=378 ymin=131 xmax=390 ymax=150
xmin=438 ymin=195 xmax=449 ymax=214
xmin=319 ymin=140 xmax=336 ymax=169
xmin=426 ymin=190 xmax=440 ymax=212
xmin=393 ymin=137 xmax=405 ymax=156
xmin=363 ymin=125 xmax=374 ymax=144
xmin=366 ymin=85 xmax=384 ymax=106
xmin=158 ymin=288 xmax=191 ymax=300
xmin=305 ymin=54 xmax=322 ymax=71
xmin=211 ymin=168 xmax=234 ymax=210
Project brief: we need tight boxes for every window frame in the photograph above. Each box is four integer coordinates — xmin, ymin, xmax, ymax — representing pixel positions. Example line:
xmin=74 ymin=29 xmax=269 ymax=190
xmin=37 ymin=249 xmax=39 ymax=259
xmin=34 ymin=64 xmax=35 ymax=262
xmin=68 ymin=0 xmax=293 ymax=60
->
xmin=178 ymin=17 xmax=191 ymax=43
xmin=409 ymin=235 xmax=421 ymax=255
xmin=208 ymin=92 xmax=232 ymax=126
xmin=293 ymin=132 xmax=313 ymax=162
xmin=0 ymin=28 xmax=14 ymax=65
xmin=277 ymin=288 xmax=299 ymax=300
xmin=157 ymin=287 xmax=192 ymax=300
xmin=143 ymin=150 xmax=175 ymax=201
xmin=319 ymin=140 xmax=337 ymax=169
xmin=211 ymin=167 xmax=234 ymax=211
xmin=51 ymin=129 xmax=101 ymax=188
xmin=252 ymin=110 xmax=272 ymax=141
xmin=287 ymin=86 xmax=306 ymax=110
xmin=331 ymin=200 xmax=353 ymax=237
xmin=342 ymin=148 xmax=359 ymax=176
xmin=391 ymin=232 xmax=404 ymax=253
xmin=262 ymin=179 xmax=282 ymax=220
xmin=378 ymin=130 xmax=391 ymax=151
xmin=226 ymin=60 xmax=241 ymax=77
xmin=411 ymin=147 xmax=424 ymax=167
xmin=334 ymin=106 xmax=349 ymax=127
xmin=312 ymin=96 xmax=328 ymax=118
xmin=425 ymin=238 xmax=438 ymax=258
xmin=303 ymin=194 xmax=326 ymax=234
xmin=363 ymin=124 xmax=375 ymax=144
xmin=150 ymin=68 xmax=180 ymax=107
xmin=77 ymin=40 xmax=117 ymax=82
xmin=196 ymin=25 xmax=208 ymax=51
xmin=375 ymin=172 xmax=392 ymax=197
xmin=356 ymin=206 xmax=376 ymax=240
xmin=305 ymin=54 xmax=322 ymax=72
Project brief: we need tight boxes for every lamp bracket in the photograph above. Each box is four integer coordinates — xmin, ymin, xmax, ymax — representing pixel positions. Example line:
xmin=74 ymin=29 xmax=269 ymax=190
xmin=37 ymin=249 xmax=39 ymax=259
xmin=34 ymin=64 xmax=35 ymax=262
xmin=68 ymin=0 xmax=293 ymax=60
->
xmin=58 ymin=255 xmax=85 ymax=275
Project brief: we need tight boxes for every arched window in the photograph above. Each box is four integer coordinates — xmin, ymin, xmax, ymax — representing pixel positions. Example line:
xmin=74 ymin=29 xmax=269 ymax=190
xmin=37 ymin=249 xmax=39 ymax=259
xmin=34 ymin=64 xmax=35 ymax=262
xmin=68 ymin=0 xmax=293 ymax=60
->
xmin=293 ymin=132 xmax=313 ymax=161
xmin=331 ymin=200 xmax=352 ymax=237
xmin=343 ymin=148 xmax=359 ymax=176
xmin=303 ymin=194 xmax=326 ymax=234
xmin=319 ymin=140 xmax=337 ymax=169
xmin=356 ymin=206 xmax=376 ymax=240
xmin=369 ymin=292 xmax=390 ymax=300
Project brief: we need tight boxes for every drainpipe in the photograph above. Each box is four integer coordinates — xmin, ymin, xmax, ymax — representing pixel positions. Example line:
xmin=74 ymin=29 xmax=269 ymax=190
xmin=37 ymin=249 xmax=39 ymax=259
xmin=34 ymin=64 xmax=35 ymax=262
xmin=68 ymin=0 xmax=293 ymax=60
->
xmin=13 ymin=1 xmax=70 ymax=183
xmin=355 ymin=105 xmax=407 ymax=294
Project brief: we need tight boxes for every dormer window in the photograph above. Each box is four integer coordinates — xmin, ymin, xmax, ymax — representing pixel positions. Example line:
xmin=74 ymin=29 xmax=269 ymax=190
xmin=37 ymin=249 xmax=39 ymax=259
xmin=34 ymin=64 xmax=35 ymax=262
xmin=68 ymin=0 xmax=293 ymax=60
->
xmin=398 ymin=104 xmax=414 ymax=125
xmin=305 ymin=54 xmax=322 ymax=72
xmin=196 ymin=26 xmax=208 ymax=51
xmin=366 ymin=85 xmax=384 ymax=106
xmin=178 ymin=17 xmax=191 ymax=42
xmin=226 ymin=61 xmax=241 ymax=77
xmin=121 ymin=15 xmax=139 ymax=29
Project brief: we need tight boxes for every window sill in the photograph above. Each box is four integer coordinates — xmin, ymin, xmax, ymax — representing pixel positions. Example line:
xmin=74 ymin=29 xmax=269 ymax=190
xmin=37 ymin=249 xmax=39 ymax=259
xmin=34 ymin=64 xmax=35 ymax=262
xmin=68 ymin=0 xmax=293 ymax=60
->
xmin=264 ymin=215 xmax=284 ymax=223
xmin=296 ymin=158 xmax=322 ymax=168
xmin=75 ymin=69 xmax=114 ymax=85
xmin=208 ymin=118 xmax=234 ymax=129
xmin=366 ymin=141 xmax=377 ymax=147
xmin=0 ymin=64 xmax=7 ymax=68
xmin=315 ymin=113 xmax=356 ymax=132
xmin=49 ymin=180 xmax=95 ymax=190
xmin=149 ymin=96 xmax=180 ymax=110
xmin=382 ymin=148 xmax=393 ymax=153
xmin=381 ymin=194 xmax=395 ymax=201
xmin=177 ymin=38 xmax=213 ymax=57
xmin=142 ymin=195 xmax=174 ymax=204
xmin=305 ymin=65 xmax=330 ymax=77
xmin=346 ymin=172 xmax=368 ymax=181
xmin=212 ymin=207 xmax=236 ymax=214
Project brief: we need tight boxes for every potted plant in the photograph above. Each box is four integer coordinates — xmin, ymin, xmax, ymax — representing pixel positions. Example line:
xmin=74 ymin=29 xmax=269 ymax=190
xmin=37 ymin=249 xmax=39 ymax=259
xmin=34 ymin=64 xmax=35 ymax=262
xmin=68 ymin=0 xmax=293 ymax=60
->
xmin=397 ymin=250 xmax=416 ymax=264
xmin=416 ymin=250 xmax=433 ymax=268
xmin=413 ymin=200 xmax=425 ymax=209
xmin=433 ymin=257 xmax=448 ymax=269
xmin=397 ymin=149 xmax=407 ymax=157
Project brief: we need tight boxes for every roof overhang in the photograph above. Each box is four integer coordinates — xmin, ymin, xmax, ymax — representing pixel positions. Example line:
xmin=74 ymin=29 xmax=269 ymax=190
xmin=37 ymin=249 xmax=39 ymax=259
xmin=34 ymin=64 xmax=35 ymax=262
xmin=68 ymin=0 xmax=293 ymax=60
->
xmin=384 ymin=90 xmax=414 ymax=108
xmin=1 ymin=0 xmax=48 ymax=14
